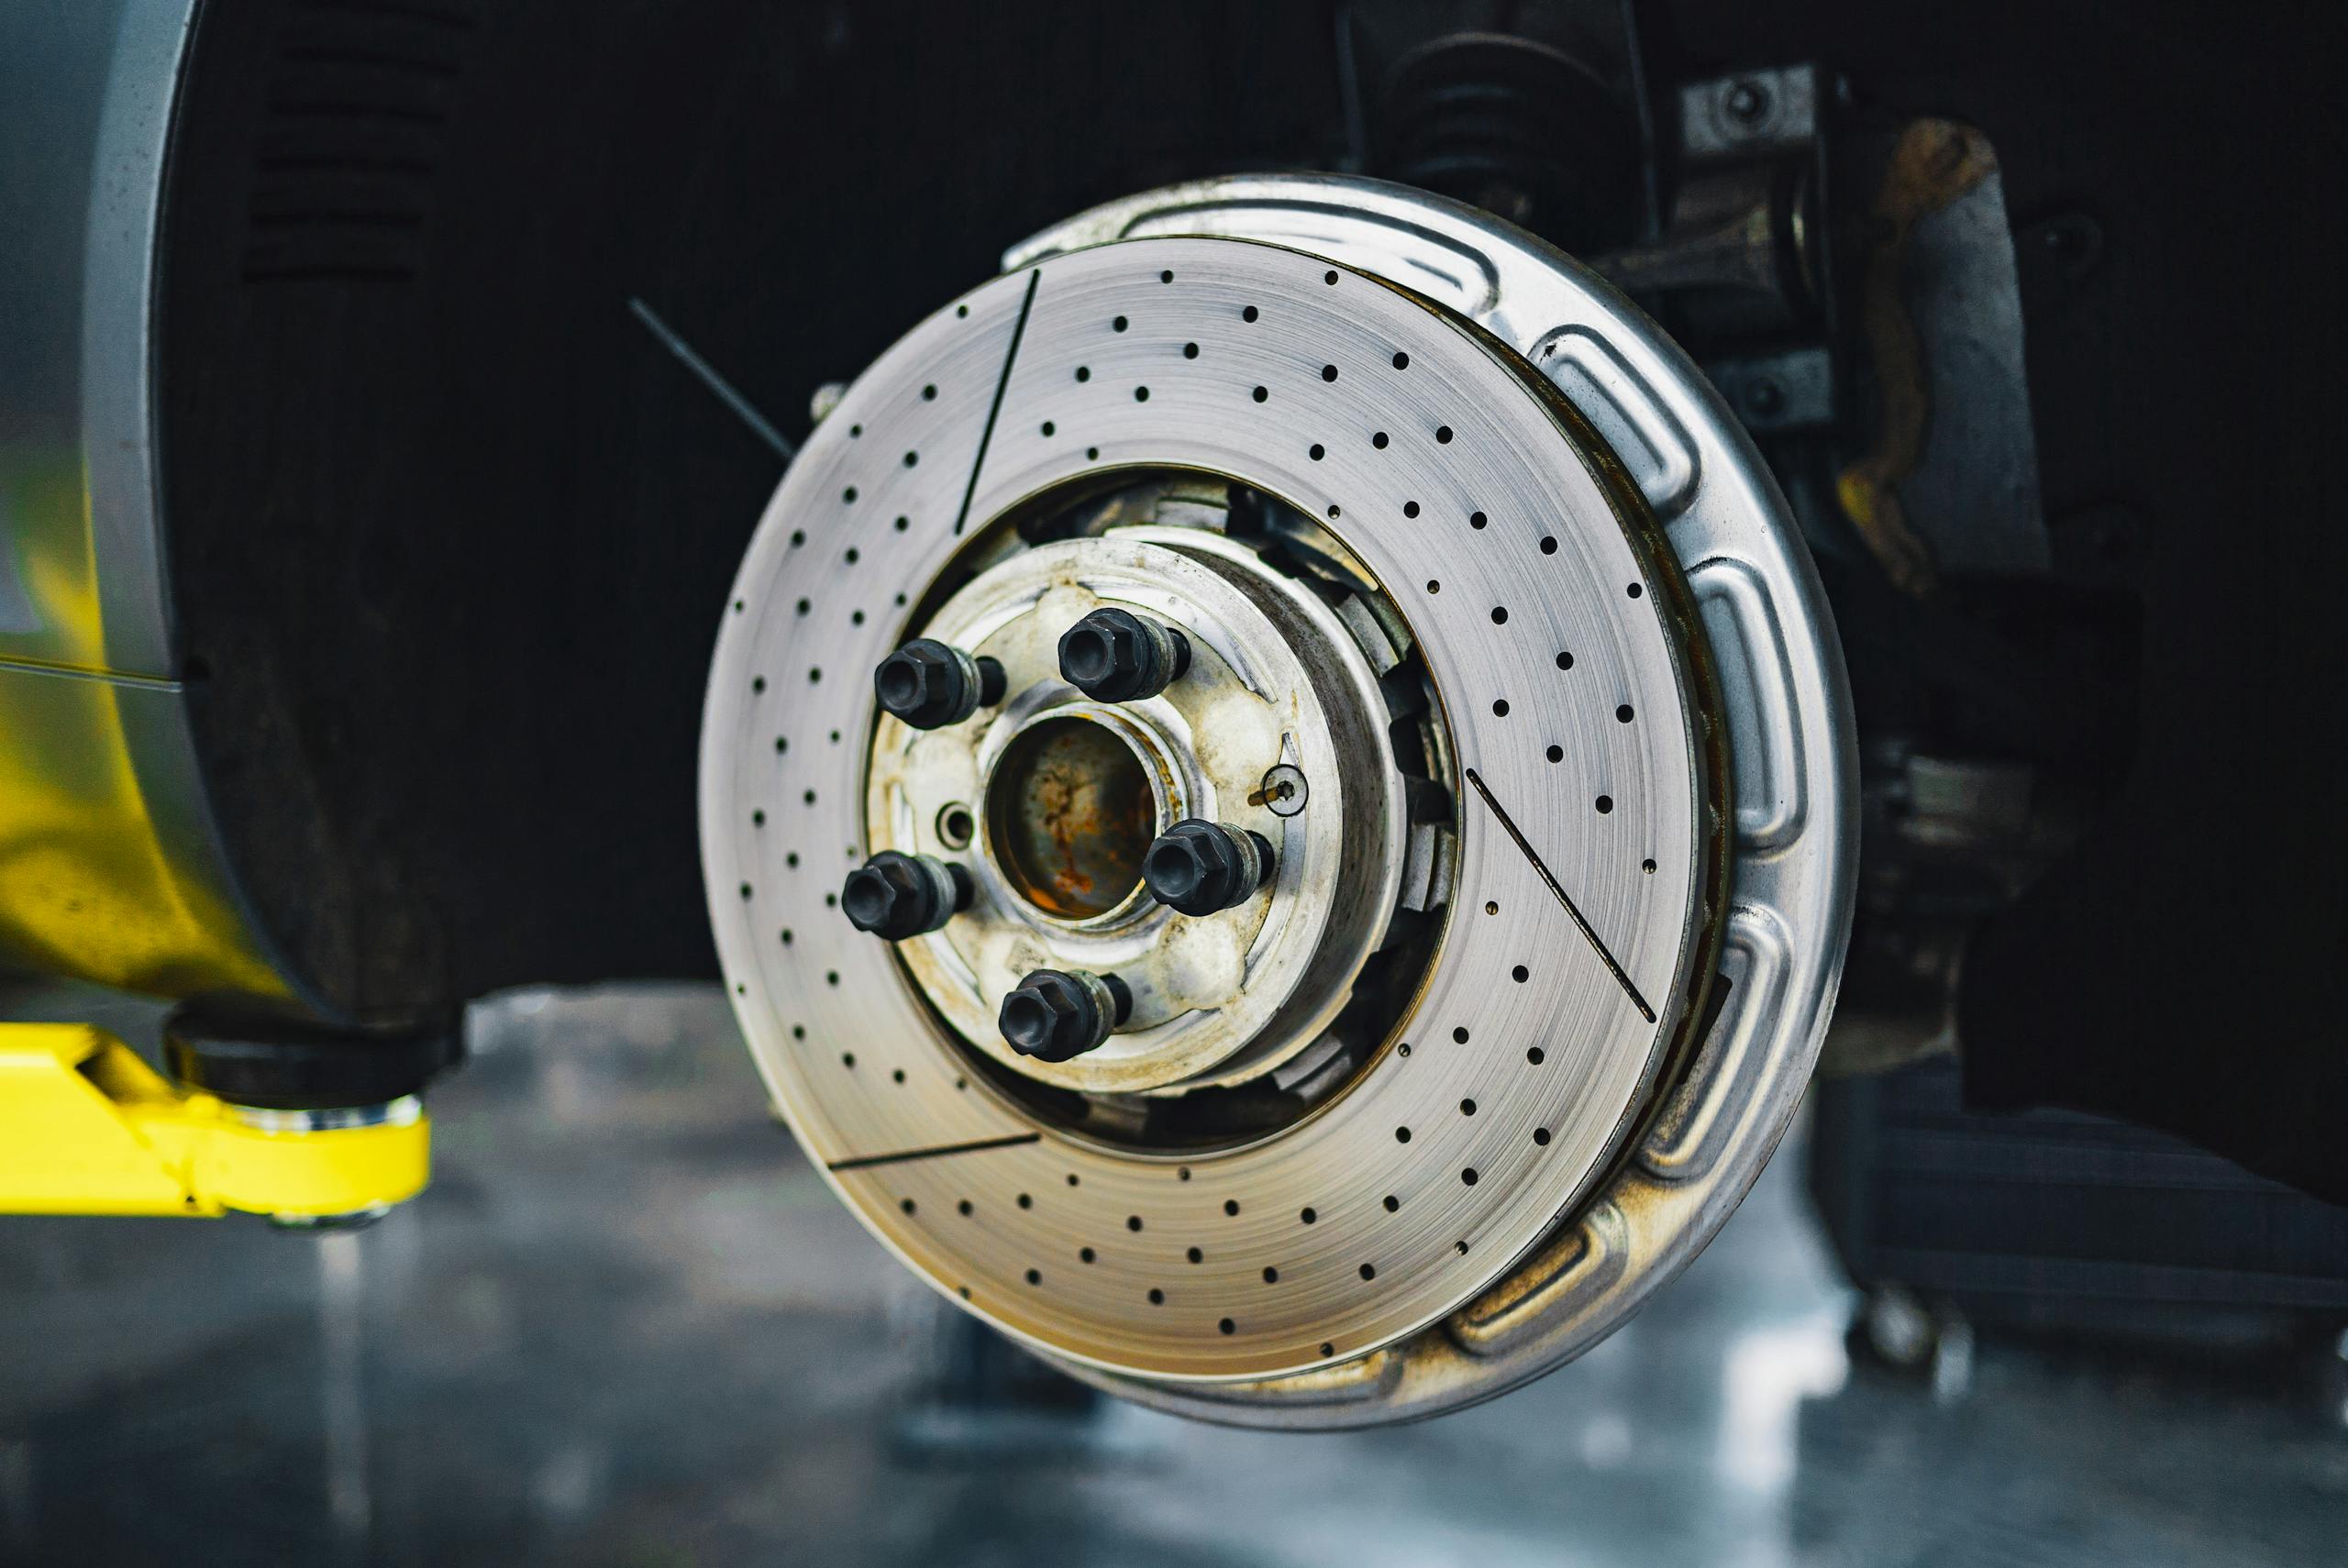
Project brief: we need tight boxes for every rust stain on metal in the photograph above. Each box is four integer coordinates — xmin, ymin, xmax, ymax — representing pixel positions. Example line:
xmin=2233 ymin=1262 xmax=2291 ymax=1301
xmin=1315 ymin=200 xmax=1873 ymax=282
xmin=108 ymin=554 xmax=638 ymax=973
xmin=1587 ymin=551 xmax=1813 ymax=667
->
xmin=993 ymin=718 xmax=1155 ymax=919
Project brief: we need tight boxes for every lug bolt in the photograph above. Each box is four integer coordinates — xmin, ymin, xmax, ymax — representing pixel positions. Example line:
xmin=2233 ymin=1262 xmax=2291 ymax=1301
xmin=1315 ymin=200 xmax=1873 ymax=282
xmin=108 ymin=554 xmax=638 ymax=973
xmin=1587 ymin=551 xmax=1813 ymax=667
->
xmin=873 ymin=639 xmax=1006 ymax=730
xmin=840 ymin=851 xmax=972 ymax=941
xmin=1057 ymin=608 xmax=1191 ymax=702
xmin=1142 ymin=819 xmax=1276 ymax=916
xmin=998 ymin=968 xmax=1132 ymax=1062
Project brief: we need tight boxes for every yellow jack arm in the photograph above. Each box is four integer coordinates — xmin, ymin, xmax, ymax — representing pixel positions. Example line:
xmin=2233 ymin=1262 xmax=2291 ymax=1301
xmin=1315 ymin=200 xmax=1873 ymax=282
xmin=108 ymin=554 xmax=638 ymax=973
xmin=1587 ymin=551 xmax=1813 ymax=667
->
xmin=0 ymin=1022 xmax=428 ymax=1220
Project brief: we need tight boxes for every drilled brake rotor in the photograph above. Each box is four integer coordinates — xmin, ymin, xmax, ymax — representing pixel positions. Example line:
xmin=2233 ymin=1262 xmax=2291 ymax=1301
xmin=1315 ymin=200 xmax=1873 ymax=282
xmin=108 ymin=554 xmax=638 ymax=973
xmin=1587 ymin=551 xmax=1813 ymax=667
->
xmin=702 ymin=175 xmax=1855 ymax=1425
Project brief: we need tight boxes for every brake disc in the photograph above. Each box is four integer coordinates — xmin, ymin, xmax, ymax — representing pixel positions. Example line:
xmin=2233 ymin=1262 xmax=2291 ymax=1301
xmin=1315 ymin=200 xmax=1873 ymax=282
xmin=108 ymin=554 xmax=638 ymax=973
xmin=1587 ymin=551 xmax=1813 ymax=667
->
xmin=701 ymin=175 xmax=1855 ymax=1427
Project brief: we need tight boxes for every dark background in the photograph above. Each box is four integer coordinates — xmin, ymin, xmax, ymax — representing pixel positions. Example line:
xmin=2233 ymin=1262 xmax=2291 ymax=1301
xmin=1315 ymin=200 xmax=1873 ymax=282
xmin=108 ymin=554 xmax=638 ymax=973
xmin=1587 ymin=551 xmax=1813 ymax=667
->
xmin=151 ymin=0 xmax=2347 ymax=1195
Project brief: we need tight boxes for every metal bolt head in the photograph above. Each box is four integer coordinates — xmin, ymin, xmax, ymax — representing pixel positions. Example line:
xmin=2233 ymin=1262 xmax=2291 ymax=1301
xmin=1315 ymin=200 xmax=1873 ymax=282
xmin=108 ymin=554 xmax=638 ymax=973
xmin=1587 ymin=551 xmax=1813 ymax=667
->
xmin=1724 ymin=79 xmax=1771 ymax=125
xmin=999 ymin=969 xmax=1122 ymax=1062
xmin=874 ymin=639 xmax=984 ymax=730
xmin=841 ymin=851 xmax=964 ymax=941
xmin=1143 ymin=819 xmax=1270 ymax=916
xmin=1058 ymin=608 xmax=1188 ymax=702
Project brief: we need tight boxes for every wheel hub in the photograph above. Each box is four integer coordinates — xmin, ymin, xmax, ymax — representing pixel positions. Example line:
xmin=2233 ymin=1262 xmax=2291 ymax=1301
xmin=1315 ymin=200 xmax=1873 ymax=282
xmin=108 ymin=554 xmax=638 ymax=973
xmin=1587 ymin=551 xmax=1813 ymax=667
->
xmin=873 ymin=518 xmax=1419 ymax=1101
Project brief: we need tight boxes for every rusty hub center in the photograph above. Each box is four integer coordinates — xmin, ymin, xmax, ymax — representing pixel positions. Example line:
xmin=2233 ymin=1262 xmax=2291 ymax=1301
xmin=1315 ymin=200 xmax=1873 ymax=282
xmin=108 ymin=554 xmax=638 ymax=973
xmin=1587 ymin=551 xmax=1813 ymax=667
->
xmin=985 ymin=713 xmax=1160 ymax=922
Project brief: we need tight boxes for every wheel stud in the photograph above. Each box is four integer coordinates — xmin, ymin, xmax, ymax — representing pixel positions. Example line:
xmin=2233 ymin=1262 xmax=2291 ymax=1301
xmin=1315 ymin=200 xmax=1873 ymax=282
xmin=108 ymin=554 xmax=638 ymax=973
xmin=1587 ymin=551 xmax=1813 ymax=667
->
xmin=840 ymin=851 xmax=971 ymax=941
xmin=873 ymin=638 xmax=1005 ymax=730
xmin=1057 ymin=608 xmax=1191 ymax=702
xmin=998 ymin=968 xmax=1131 ymax=1061
xmin=1142 ymin=819 xmax=1275 ymax=915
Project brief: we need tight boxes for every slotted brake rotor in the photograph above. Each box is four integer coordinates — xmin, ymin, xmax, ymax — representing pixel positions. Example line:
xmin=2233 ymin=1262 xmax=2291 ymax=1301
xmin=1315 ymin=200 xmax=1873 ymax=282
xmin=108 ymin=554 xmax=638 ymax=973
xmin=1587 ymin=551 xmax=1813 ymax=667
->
xmin=702 ymin=175 xmax=1855 ymax=1427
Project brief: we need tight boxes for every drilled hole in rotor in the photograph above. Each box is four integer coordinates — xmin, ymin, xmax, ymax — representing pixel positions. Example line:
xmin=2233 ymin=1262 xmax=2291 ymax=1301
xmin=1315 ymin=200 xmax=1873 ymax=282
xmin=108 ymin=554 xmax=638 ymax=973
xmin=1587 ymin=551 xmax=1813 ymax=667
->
xmin=936 ymin=803 xmax=975 ymax=850
xmin=984 ymin=716 xmax=1157 ymax=921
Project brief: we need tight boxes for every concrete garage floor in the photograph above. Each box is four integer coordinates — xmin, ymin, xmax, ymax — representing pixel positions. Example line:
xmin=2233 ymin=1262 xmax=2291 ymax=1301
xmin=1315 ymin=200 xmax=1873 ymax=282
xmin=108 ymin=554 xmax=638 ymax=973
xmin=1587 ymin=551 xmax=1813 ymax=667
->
xmin=4 ymin=986 xmax=2344 ymax=1566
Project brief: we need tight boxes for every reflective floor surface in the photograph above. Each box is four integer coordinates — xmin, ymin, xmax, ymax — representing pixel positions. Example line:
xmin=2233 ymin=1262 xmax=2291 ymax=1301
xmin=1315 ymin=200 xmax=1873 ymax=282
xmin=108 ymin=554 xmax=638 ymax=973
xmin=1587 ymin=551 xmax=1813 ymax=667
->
xmin=5 ymin=985 xmax=2345 ymax=1566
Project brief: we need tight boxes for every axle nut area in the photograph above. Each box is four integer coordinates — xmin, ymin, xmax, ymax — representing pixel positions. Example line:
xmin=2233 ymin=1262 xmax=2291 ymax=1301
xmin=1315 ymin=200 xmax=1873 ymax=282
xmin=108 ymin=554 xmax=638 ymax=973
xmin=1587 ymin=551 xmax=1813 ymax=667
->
xmin=1057 ymin=608 xmax=1191 ymax=702
xmin=873 ymin=638 xmax=1006 ymax=730
xmin=999 ymin=968 xmax=1132 ymax=1062
xmin=1143 ymin=819 xmax=1275 ymax=916
xmin=841 ymin=851 xmax=972 ymax=941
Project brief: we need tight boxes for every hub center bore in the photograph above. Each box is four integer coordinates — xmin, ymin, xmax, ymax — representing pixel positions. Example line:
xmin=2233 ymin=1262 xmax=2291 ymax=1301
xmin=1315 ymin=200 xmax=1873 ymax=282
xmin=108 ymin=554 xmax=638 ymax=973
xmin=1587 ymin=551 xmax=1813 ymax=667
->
xmin=983 ymin=712 xmax=1162 ymax=922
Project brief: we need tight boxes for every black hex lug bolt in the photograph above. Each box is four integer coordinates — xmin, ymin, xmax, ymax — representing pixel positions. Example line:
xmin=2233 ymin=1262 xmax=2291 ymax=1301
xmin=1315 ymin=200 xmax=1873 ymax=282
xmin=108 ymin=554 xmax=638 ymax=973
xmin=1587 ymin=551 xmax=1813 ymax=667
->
xmin=1142 ymin=819 xmax=1276 ymax=916
xmin=840 ymin=851 xmax=973 ymax=941
xmin=872 ymin=638 xmax=1006 ymax=730
xmin=998 ymin=968 xmax=1133 ymax=1062
xmin=1056 ymin=608 xmax=1191 ymax=702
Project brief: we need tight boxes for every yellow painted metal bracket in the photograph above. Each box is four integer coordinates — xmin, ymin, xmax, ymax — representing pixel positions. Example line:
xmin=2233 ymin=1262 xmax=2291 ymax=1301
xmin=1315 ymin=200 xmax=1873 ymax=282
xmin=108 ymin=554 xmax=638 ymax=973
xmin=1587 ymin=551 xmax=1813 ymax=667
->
xmin=0 ymin=1022 xmax=428 ymax=1219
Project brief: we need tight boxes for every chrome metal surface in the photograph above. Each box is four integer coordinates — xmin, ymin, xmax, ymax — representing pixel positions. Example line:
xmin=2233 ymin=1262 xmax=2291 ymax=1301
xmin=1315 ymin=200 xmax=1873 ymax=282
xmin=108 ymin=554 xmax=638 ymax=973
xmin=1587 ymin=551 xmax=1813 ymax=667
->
xmin=227 ymin=1098 xmax=425 ymax=1136
xmin=703 ymin=222 xmax=1734 ymax=1383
